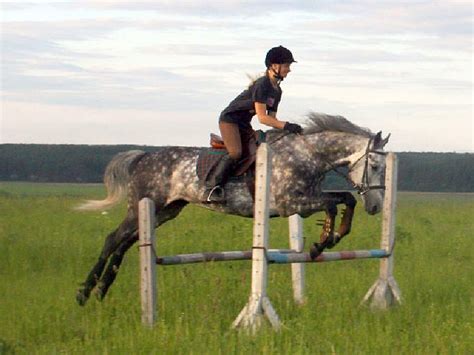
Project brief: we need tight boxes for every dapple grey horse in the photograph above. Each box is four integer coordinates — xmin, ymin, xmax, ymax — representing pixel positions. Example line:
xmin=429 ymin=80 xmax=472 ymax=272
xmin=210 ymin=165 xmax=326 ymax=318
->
xmin=76 ymin=113 xmax=390 ymax=306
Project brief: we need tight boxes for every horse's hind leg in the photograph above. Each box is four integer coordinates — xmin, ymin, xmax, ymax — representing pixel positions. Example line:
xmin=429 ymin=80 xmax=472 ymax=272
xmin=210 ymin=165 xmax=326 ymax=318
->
xmin=95 ymin=232 xmax=138 ymax=301
xmin=76 ymin=230 xmax=116 ymax=306
xmin=76 ymin=213 xmax=138 ymax=306
xmin=95 ymin=200 xmax=189 ymax=301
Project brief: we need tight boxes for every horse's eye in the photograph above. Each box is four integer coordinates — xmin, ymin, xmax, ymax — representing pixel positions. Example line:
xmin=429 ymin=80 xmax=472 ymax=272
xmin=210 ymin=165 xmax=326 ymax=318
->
xmin=295 ymin=189 xmax=305 ymax=197
xmin=371 ymin=164 xmax=379 ymax=171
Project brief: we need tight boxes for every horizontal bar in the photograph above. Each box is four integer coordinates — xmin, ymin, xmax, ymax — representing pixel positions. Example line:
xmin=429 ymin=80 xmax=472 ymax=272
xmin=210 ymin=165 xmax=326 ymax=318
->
xmin=156 ymin=249 xmax=390 ymax=266
xmin=270 ymin=249 xmax=389 ymax=263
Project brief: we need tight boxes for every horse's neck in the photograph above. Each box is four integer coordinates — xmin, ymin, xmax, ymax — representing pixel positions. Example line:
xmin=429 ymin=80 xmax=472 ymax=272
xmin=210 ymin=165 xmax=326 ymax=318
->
xmin=309 ymin=132 xmax=368 ymax=169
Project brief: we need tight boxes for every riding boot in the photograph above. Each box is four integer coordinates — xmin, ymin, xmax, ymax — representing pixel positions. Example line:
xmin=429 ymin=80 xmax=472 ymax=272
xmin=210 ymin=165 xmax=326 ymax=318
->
xmin=204 ymin=155 xmax=236 ymax=203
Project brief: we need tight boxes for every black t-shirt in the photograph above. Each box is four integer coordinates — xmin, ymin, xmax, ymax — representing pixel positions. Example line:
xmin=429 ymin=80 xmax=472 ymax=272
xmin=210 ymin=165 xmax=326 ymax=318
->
xmin=219 ymin=75 xmax=282 ymax=129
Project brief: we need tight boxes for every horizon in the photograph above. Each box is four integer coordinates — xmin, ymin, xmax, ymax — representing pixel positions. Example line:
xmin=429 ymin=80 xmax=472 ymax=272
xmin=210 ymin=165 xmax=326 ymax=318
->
xmin=2 ymin=141 xmax=472 ymax=154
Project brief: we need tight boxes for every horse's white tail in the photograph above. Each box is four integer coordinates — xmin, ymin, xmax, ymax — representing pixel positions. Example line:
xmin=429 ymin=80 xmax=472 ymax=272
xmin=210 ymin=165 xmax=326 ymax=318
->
xmin=75 ymin=150 xmax=146 ymax=211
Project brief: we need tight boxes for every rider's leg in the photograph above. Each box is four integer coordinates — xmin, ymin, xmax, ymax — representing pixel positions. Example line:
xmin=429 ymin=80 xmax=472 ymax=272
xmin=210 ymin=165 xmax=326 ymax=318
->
xmin=204 ymin=122 xmax=241 ymax=202
xmin=219 ymin=122 xmax=242 ymax=161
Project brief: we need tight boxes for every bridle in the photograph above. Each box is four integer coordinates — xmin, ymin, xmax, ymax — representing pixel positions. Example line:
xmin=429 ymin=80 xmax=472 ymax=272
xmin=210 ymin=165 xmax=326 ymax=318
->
xmin=266 ymin=132 xmax=387 ymax=195
xmin=325 ymin=136 xmax=387 ymax=195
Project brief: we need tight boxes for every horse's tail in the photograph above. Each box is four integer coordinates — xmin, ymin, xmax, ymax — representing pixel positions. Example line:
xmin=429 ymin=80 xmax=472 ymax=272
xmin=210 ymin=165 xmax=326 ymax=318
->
xmin=75 ymin=150 xmax=147 ymax=211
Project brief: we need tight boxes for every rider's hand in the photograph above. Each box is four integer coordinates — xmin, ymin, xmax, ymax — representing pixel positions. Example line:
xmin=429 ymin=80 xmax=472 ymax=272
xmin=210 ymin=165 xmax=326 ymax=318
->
xmin=283 ymin=122 xmax=303 ymax=134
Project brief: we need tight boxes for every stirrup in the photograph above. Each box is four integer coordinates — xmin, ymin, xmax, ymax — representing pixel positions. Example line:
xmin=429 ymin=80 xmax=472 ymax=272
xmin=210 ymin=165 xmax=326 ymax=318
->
xmin=206 ymin=185 xmax=225 ymax=203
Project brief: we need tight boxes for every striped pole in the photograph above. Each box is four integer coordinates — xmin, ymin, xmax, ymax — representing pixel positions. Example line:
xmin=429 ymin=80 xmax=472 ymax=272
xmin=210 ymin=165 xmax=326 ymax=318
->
xmin=156 ymin=249 xmax=390 ymax=265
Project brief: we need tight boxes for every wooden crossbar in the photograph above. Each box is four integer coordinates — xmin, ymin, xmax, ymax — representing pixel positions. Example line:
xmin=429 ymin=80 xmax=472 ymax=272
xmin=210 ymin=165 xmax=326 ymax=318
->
xmin=156 ymin=249 xmax=390 ymax=265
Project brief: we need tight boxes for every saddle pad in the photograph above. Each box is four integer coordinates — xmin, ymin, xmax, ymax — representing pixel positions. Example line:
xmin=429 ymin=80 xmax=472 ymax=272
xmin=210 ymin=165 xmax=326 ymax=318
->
xmin=196 ymin=148 xmax=256 ymax=200
xmin=196 ymin=148 xmax=227 ymax=182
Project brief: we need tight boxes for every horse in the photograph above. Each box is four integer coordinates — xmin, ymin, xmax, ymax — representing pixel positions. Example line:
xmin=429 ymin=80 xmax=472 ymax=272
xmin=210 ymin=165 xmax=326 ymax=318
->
xmin=75 ymin=113 xmax=390 ymax=306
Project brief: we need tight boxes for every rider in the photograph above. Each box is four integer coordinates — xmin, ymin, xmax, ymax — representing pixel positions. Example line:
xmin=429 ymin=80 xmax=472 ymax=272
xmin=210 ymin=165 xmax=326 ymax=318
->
xmin=205 ymin=45 xmax=303 ymax=203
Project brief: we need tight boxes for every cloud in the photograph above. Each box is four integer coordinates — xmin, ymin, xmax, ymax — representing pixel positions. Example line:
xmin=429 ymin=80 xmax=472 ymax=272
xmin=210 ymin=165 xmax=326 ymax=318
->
xmin=1 ymin=0 xmax=471 ymax=151
xmin=49 ymin=0 xmax=304 ymax=17
xmin=1 ymin=101 xmax=218 ymax=146
xmin=3 ymin=64 xmax=235 ymax=111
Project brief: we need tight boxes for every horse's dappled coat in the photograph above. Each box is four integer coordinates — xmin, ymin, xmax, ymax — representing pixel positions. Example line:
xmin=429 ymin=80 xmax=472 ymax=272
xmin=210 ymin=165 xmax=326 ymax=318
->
xmin=75 ymin=113 xmax=390 ymax=305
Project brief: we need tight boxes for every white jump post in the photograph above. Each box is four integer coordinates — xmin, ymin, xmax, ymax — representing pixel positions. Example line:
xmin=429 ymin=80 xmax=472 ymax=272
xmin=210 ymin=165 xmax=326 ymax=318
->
xmin=361 ymin=152 xmax=402 ymax=309
xmin=138 ymin=198 xmax=157 ymax=327
xmin=232 ymin=143 xmax=281 ymax=331
xmin=289 ymin=215 xmax=305 ymax=305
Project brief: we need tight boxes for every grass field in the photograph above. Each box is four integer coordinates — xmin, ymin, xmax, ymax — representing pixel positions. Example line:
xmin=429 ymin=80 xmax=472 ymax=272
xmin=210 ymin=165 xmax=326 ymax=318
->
xmin=0 ymin=182 xmax=472 ymax=354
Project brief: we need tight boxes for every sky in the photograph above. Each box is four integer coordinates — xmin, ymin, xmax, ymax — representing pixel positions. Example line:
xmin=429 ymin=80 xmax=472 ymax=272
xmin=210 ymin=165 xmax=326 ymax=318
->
xmin=1 ymin=0 xmax=472 ymax=152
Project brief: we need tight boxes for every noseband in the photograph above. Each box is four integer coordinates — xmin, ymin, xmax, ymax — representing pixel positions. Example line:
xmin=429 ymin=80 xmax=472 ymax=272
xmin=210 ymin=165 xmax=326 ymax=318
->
xmin=322 ymin=136 xmax=387 ymax=195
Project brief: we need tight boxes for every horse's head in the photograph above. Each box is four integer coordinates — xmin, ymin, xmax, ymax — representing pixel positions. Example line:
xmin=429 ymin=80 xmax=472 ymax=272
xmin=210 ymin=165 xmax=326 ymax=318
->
xmin=347 ymin=131 xmax=390 ymax=215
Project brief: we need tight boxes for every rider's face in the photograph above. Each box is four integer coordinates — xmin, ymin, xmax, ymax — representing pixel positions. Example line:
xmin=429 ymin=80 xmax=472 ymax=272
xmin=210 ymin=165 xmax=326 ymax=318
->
xmin=272 ymin=63 xmax=292 ymax=78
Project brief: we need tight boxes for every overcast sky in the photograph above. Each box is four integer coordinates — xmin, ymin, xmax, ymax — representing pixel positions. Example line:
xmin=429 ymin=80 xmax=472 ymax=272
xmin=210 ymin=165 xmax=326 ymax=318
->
xmin=1 ymin=1 xmax=472 ymax=152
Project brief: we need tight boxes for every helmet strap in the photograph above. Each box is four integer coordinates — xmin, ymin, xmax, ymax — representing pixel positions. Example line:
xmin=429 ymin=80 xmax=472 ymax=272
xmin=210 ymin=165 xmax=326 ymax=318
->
xmin=270 ymin=66 xmax=283 ymax=84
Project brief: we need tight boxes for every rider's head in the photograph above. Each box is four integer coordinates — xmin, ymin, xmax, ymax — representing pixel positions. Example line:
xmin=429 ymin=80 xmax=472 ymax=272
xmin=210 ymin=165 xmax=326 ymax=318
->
xmin=265 ymin=46 xmax=296 ymax=81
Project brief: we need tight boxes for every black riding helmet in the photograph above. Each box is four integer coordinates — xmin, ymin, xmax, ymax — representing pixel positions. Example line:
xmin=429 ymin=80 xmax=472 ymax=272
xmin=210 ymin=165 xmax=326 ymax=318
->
xmin=265 ymin=46 xmax=297 ymax=68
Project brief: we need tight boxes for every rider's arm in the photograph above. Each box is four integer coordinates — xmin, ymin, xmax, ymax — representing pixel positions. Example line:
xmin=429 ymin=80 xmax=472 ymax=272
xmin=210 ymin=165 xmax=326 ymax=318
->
xmin=255 ymin=102 xmax=286 ymax=129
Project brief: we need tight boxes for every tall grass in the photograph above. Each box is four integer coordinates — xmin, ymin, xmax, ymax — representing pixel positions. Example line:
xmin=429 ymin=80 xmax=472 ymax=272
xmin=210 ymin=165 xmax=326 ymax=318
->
xmin=0 ymin=183 xmax=472 ymax=354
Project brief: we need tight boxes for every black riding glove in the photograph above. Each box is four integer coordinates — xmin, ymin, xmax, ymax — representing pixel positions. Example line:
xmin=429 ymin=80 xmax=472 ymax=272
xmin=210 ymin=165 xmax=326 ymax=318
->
xmin=283 ymin=122 xmax=303 ymax=134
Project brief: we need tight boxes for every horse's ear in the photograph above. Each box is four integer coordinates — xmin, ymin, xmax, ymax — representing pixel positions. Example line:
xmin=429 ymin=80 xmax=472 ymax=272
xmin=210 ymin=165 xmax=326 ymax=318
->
xmin=381 ymin=133 xmax=391 ymax=148
xmin=373 ymin=131 xmax=390 ymax=149
xmin=373 ymin=131 xmax=382 ymax=147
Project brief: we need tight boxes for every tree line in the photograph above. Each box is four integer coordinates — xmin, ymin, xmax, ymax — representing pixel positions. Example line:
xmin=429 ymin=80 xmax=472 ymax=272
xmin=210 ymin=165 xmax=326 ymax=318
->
xmin=0 ymin=144 xmax=473 ymax=192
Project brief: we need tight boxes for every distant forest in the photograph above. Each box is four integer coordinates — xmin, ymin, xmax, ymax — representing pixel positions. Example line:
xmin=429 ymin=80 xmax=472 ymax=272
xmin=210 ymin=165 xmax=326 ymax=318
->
xmin=0 ymin=144 xmax=473 ymax=192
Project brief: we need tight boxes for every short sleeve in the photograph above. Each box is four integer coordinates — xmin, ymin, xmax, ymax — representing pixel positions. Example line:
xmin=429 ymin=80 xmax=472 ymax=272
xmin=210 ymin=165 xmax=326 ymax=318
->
xmin=268 ymin=87 xmax=282 ymax=113
xmin=251 ymin=79 xmax=270 ymax=104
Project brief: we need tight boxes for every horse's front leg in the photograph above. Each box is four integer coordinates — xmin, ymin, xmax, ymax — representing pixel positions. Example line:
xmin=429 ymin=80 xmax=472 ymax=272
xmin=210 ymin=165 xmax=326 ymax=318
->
xmin=309 ymin=192 xmax=357 ymax=259
xmin=334 ymin=191 xmax=357 ymax=243
xmin=310 ymin=199 xmax=337 ymax=259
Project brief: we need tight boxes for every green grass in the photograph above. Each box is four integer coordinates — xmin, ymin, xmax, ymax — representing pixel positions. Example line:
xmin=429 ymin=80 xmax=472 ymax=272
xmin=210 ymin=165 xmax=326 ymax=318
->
xmin=0 ymin=182 xmax=472 ymax=354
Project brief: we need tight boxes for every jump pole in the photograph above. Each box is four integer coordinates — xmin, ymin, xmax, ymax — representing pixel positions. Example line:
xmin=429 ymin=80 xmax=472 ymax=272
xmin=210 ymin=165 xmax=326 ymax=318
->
xmin=232 ymin=143 xmax=280 ymax=331
xmin=288 ymin=215 xmax=305 ymax=305
xmin=138 ymin=197 xmax=157 ymax=327
xmin=156 ymin=248 xmax=390 ymax=265
xmin=361 ymin=152 xmax=402 ymax=309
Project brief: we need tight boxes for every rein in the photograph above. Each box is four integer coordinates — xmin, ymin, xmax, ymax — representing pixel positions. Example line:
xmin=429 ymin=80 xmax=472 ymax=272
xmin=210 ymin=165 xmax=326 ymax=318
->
xmin=319 ymin=136 xmax=387 ymax=195
xmin=263 ymin=131 xmax=386 ymax=195
xmin=266 ymin=131 xmax=292 ymax=145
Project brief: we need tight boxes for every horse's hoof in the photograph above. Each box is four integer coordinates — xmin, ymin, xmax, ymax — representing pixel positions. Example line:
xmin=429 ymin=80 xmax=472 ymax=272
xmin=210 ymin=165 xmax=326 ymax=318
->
xmin=94 ymin=282 xmax=106 ymax=302
xmin=76 ymin=288 xmax=89 ymax=306
xmin=310 ymin=243 xmax=322 ymax=260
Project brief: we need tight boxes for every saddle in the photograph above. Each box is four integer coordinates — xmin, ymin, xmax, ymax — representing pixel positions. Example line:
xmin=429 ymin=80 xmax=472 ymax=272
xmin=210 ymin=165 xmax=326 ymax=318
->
xmin=196 ymin=131 xmax=265 ymax=199
xmin=210 ymin=133 xmax=226 ymax=150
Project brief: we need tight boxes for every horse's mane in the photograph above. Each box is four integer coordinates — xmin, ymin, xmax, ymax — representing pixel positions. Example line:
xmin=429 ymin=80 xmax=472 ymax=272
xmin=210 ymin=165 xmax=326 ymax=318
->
xmin=266 ymin=112 xmax=373 ymax=141
xmin=303 ymin=112 xmax=373 ymax=137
